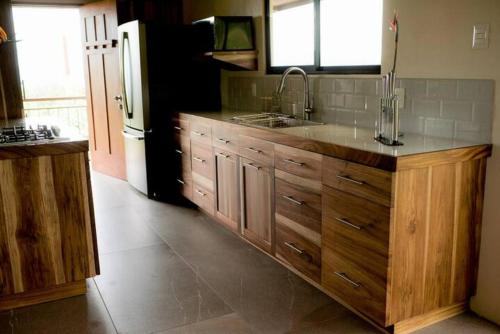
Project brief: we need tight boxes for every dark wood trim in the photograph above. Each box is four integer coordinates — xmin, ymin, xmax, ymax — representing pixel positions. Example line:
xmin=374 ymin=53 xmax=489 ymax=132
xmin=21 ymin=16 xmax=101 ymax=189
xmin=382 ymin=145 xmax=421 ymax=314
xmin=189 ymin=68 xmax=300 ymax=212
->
xmin=0 ymin=140 xmax=89 ymax=160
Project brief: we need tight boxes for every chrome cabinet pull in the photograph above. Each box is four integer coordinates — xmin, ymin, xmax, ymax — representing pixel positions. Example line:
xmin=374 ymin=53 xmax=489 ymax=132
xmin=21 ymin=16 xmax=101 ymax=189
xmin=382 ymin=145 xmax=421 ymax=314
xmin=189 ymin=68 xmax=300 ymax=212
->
xmin=335 ymin=272 xmax=361 ymax=288
xmin=284 ymin=242 xmax=304 ymax=255
xmin=335 ymin=217 xmax=362 ymax=230
xmin=193 ymin=131 xmax=205 ymax=136
xmin=283 ymin=195 xmax=303 ymax=206
xmin=245 ymin=147 xmax=262 ymax=154
xmin=217 ymin=138 xmax=230 ymax=144
xmin=336 ymin=174 xmax=365 ymax=185
xmin=283 ymin=158 xmax=304 ymax=166
xmin=216 ymin=153 xmax=230 ymax=159
xmin=174 ymin=126 xmax=183 ymax=131
xmin=193 ymin=157 xmax=205 ymax=163
xmin=176 ymin=179 xmax=185 ymax=185
xmin=175 ymin=149 xmax=183 ymax=155
xmin=195 ymin=189 xmax=206 ymax=196
xmin=244 ymin=162 xmax=261 ymax=170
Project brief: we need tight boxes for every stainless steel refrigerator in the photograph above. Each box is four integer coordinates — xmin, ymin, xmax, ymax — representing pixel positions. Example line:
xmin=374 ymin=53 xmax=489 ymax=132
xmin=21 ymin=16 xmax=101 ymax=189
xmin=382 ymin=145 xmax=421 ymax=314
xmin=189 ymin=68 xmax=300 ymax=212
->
xmin=117 ymin=20 xmax=220 ymax=200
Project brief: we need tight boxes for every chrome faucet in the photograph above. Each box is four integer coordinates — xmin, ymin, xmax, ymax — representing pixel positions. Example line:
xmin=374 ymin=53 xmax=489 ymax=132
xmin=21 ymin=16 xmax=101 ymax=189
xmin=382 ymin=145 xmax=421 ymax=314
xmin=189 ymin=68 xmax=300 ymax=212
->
xmin=275 ymin=67 xmax=313 ymax=121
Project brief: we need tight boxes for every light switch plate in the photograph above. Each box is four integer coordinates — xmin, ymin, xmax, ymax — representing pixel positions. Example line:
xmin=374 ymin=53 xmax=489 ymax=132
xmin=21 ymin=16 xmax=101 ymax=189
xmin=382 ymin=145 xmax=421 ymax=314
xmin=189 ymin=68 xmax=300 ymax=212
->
xmin=473 ymin=24 xmax=490 ymax=49
xmin=395 ymin=88 xmax=405 ymax=109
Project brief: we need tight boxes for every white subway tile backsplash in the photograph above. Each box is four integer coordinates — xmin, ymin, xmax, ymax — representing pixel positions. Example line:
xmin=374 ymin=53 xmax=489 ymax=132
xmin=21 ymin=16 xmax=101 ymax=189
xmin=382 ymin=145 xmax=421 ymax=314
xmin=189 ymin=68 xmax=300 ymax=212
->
xmin=335 ymin=79 xmax=355 ymax=93
xmin=345 ymin=95 xmax=366 ymax=110
xmin=413 ymin=99 xmax=441 ymax=118
xmin=441 ymin=101 xmax=473 ymax=121
xmin=225 ymin=76 xmax=493 ymax=143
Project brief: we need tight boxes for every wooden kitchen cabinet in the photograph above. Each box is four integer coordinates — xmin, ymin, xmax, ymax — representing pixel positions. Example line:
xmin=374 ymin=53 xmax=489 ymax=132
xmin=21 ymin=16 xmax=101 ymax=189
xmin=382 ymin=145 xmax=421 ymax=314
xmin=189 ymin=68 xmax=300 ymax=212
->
xmin=214 ymin=148 xmax=239 ymax=232
xmin=240 ymin=157 xmax=274 ymax=253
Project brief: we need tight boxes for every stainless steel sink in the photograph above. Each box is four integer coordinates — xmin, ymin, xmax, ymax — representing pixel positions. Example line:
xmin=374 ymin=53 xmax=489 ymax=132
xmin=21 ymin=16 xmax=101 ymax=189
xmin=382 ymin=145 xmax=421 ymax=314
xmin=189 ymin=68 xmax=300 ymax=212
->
xmin=229 ymin=113 xmax=323 ymax=129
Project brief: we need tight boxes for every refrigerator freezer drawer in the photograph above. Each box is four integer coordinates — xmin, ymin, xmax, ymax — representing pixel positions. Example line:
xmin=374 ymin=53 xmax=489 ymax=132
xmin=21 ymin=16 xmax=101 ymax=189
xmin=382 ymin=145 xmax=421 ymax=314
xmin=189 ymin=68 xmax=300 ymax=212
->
xmin=123 ymin=130 xmax=148 ymax=195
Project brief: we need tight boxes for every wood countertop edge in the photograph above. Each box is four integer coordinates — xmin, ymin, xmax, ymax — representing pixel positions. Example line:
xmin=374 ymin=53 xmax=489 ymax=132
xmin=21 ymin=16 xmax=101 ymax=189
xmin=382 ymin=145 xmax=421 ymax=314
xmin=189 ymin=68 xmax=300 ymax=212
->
xmin=179 ymin=113 xmax=492 ymax=172
xmin=0 ymin=140 xmax=89 ymax=160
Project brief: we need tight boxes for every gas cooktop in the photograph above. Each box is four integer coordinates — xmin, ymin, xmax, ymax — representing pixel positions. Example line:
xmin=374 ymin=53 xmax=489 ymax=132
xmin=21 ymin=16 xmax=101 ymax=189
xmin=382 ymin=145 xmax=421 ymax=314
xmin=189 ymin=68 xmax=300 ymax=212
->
xmin=0 ymin=125 xmax=58 ymax=144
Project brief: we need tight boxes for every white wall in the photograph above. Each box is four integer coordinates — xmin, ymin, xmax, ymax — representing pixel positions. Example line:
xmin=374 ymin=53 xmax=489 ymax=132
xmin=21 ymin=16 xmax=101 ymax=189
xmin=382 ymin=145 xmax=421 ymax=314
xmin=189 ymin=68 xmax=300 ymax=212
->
xmin=184 ymin=0 xmax=500 ymax=324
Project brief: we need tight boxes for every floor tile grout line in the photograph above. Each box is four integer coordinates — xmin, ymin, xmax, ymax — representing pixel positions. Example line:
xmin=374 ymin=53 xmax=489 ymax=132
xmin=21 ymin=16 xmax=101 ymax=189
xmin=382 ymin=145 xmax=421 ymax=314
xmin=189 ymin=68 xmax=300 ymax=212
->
xmin=91 ymin=277 xmax=120 ymax=334
xmin=145 ymin=217 xmax=261 ymax=334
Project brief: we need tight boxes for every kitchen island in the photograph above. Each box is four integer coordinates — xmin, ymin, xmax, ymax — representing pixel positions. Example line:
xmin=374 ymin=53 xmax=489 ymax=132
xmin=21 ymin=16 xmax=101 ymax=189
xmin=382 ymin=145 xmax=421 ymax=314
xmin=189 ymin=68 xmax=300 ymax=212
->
xmin=0 ymin=119 xmax=98 ymax=311
xmin=171 ymin=110 xmax=491 ymax=334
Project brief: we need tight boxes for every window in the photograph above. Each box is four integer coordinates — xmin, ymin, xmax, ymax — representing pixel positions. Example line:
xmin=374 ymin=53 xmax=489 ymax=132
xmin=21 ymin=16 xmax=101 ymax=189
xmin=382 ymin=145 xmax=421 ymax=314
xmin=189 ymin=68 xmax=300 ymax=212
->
xmin=266 ymin=0 xmax=383 ymax=74
xmin=13 ymin=6 xmax=88 ymax=137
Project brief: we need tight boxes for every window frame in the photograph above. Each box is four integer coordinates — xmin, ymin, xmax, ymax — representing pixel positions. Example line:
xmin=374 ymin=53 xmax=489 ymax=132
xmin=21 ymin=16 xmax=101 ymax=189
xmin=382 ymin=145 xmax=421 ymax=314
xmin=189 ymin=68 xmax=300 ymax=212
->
xmin=265 ymin=0 xmax=382 ymax=75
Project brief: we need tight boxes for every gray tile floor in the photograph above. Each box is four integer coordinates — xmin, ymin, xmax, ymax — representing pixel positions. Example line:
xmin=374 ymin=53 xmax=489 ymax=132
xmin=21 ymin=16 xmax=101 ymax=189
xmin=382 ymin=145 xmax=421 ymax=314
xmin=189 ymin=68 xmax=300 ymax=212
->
xmin=1 ymin=172 xmax=499 ymax=334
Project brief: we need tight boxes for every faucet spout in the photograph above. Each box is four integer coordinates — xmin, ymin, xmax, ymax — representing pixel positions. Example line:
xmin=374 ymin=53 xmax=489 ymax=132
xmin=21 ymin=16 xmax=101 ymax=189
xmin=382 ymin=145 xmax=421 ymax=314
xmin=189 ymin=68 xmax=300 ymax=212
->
xmin=275 ymin=67 xmax=313 ymax=121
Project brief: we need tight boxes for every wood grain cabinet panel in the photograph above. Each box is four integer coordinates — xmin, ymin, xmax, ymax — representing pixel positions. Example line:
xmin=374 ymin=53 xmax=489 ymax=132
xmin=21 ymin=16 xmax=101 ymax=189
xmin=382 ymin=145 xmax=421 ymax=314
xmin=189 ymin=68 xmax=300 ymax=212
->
xmin=0 ymin=153 xmax=97 ymax=297
xmin=239 ymin=135 xmax=275 ymax=167
xmin=274 ymin=144 xmax=322 ymax=180
xmin=240 ymin=157 xmax=274 ymax=253
xmin=191 ymin=143 xmax=214 ymax=181
xmin=276 ymin=222 xmax=321 ymax=283
xmin=172 ymin=118 xmax=190 ymax=137
xmin=192 ymin=182 xmax=215 ymax=216
xmin=323 ymin=156 xmax=393 ymax=207
xmin=214 ymin=148 xmax=239 ymax=232
xmin=190 ymin=121 xmax=212 ymax=146
xmin=213 ymin=124 xmax=239 ymax=154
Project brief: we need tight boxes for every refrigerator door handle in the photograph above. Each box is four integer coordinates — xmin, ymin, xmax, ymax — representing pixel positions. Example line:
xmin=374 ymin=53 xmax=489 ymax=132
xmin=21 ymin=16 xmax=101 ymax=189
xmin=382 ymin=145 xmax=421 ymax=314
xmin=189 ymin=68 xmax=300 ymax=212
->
xmin=122 ymin=130 xmax=145 ymax=141
xmin=120 ymin=31 xmax=133 ymax=120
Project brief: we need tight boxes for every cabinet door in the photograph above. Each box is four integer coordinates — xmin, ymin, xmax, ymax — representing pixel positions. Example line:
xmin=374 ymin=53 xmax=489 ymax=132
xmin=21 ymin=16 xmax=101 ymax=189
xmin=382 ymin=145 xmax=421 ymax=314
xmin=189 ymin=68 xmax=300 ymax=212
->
xmin=215 ymin=149 xmax=239 ymax=232
xmin=240 ymin=157 xmax=273 ymax=253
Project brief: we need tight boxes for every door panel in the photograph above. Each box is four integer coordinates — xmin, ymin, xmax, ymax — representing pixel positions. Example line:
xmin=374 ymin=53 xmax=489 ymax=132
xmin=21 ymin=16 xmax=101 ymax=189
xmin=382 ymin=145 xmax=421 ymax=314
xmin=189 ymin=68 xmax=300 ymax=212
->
xmin=215 ymin=150 xmax=239 ymax=231
xmin=81 ymin=0 xmax=126 ymax=179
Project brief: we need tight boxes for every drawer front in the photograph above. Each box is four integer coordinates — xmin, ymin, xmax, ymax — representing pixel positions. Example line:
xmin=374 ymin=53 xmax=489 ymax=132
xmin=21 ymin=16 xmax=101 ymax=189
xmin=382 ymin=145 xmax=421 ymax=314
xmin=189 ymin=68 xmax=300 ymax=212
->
xmin=176 ymin=170 xmax=192 ymax=200
xmin=192 ymin=182 xmax=214 ymax=215
xmin=276 ymin=222 xmax=321 ymax=283
xmin=190 ymin=120 xmax=212 ymax=146
xmin=174 ymin=134 xmax=191 ymax=172
xmin=173 ymin=118 xmax=190 ymax=137
xmin=323 ymin=186 xmax=389 ymax=277
xmin=191 ymin=143 xmax=214 ymax=181
xmin=213 ymin=124 xmax=239 ymax=153
xmin=275 ymin=178 xmax=321 ymax=235
xmin=239 ymin=135 xmax=274 ymax=167
xmin=275 ymin=144 xmax=322 ymax=180
xmin=322 ymin=251 xmax=387 ymax=325
xmin=322 ymin=156 xmax=393 ymax=207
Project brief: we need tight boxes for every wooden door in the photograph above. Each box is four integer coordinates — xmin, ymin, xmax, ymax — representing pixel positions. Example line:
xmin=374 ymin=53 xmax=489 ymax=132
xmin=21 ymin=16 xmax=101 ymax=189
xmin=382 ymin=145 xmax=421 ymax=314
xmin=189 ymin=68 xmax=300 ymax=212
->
xmin=81 ymin=0 xmax=126 ymax=179
xmin=240 ymin=157 xmax=273 ymax=253
xmin=215 ymin=149 xmax=239 ymax=232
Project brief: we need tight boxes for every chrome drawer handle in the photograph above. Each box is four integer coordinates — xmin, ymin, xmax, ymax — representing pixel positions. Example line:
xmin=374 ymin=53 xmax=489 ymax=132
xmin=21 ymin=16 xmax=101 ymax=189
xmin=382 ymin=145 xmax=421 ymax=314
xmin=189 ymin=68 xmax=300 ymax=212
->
xmin=283 ymin=159 xmax=304 ymax=166
xmin=217 ymin=138 xmax=230 ymax=144
xmin=195 ymin=189 xmax=206 ymax=196
xmin=176 ymin=179 xmax=185 ymax=185
xmin=335 ymin=217 xmax=362 ymax=230
xmin=335 ymin=272 xmax=361 ymax=288
xmin=336 ymin=174 xmax=365 ymax=185
xmin=284 ymin=242 xmax=304 ymax=255
xmin=175 ymin=149 xmax=183 ymax=155
xmin=283 ymin=195 xmax=303 ymax=206
xmin=244 ymin=162 xmax=261 ymax=170
xmin=193 ymin=157 xmax=205 ymax=163
xmin=245 ymin=147 xmax=262 ymax=154
xmin=174 ymin=126 xmax=183 ymax=131
xmin=193 ymin=131 xmax=205 ymax=136
xmin=216 ymin=153 xmax=230 ymax=159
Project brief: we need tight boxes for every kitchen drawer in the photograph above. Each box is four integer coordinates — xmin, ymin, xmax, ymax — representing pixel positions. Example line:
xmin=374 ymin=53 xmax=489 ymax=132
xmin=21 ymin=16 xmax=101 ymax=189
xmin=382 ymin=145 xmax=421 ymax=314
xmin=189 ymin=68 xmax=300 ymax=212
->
xmin=213 ymin=124 xmax=239 ymax=153
xmin=190 ymin=120 xmax=212 ymax=146
xmin=275 ymin=144 xmax=322 ymax=180
xmin=275 ymin=178 xmax=321 ymax=236
xmin=322 ymin=251 xmax=387 ymax=325
xmin=192 ymin=182 xmax=214 ymax=215
xmin=322 ymin=156 xmax=393 ymax=207
xmin=276 ymin=222 xmax=321 ymax=283
xmin=176 ymin=170 xmax=192 ymax=200
xmin=172 ymin=118 xmax=190 ymax=137
xmin=239 ymin=135 xmax=274 ymax=166
xmin=191 ymin=143 xmax=214 ymax=181
xmin=174 ymin=134 xmax=191 ymax=170
xmin=323 ymin=186 xmax=389 ymax=279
